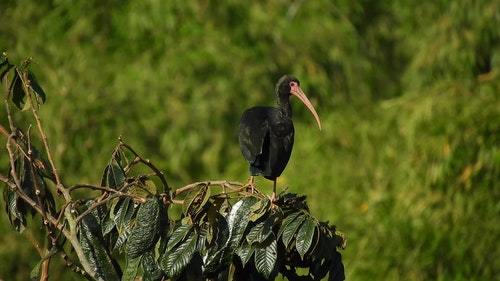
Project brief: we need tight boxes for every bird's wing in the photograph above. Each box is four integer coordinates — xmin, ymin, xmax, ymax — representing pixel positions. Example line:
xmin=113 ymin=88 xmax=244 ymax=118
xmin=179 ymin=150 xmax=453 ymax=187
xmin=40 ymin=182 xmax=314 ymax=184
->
xmin=238 ymin=108 xmax=271 ymax=164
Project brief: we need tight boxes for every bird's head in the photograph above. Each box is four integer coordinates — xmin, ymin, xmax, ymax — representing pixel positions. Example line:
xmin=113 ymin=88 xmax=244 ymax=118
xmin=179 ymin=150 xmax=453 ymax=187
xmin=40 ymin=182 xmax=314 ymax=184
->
xmin=276 ymin=75 xmax=322 ymax=130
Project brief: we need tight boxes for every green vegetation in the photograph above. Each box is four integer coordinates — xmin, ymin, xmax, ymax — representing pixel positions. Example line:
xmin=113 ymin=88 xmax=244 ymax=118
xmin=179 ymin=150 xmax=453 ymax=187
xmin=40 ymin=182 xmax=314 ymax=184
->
xmin=1 ymin=0 xmax=499 ymax=280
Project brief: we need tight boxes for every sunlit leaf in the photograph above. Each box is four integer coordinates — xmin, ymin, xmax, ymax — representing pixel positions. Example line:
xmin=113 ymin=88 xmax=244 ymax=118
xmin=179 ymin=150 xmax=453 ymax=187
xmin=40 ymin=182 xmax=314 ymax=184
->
xmin=254 ymin=236 xmax=278 ymax=279
xmin=161 ymin=231 xmax=198 ymax=279
xmin=203 ymin=198 xmax=257 ymax=274
xmin=296 ymin=215 xmax=317 ymax=260
xmin=277 ymin=211 xmax=300 ymax=238
xmin=249 ymin=198 xmax=271 ymax=222
xmin=235 ymin=240 xmax=255 ymax=267
xmin=227 ymin=197 xmax=257 ymax=245
xmin=281 ymin=212 xmax=306 ymax=248
xmin=166 ymin=223 xmax=193 ymax=252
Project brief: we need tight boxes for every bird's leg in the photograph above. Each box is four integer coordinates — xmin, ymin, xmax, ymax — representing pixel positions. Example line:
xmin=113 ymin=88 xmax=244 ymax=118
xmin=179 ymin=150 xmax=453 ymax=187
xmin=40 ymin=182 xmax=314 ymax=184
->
xmin=270 ymin=179 xmax=277 ymax=202
xmin=250 ymin=175 xmax=255 ymax=193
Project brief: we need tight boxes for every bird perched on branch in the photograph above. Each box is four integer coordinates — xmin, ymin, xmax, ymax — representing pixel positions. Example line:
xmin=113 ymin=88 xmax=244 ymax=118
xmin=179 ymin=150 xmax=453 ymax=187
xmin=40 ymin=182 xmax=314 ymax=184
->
xmin=238 ymin=75 xmax=322 ymax=201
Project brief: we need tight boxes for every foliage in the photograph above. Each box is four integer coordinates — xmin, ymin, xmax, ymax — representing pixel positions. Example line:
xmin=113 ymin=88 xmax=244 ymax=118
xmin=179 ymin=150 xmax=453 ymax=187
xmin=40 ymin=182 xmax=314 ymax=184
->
xmin=0 ymin=54 xmax=345 ymax=280
xmin=1 ymin=0 xmax=500 ymax=280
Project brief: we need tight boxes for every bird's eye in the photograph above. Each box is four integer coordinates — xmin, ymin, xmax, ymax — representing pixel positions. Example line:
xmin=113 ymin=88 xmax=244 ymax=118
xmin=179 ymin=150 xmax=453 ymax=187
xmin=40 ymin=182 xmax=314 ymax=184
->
xmin=289 ymin=81 xmax=297 ymax=87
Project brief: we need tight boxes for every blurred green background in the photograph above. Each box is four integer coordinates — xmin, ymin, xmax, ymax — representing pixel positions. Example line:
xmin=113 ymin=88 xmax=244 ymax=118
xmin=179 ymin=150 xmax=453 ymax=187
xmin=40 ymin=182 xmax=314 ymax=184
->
xmin=1 ymin=0 xmax=499 ymax=280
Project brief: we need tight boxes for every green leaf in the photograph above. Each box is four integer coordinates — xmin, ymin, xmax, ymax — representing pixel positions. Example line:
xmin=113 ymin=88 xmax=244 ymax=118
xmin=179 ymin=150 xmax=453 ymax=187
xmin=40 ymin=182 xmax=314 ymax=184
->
xmin=281 ymin=213 xmax=306 ymax=248
xmin=130 ymin=177 xmax=158 ymax=197
xmin=203 ymin=197 xmax=257 ymax=274
xmin=27 ymin=70 xmax=46 ymax=103
xmin=296 ymin=215 xmax=317 ymax=260
xmin=30 ymin=246 xmax=58 ymax=280
xmin=106 ymin=164 xmax=125 ymax=189
xmin=79 ymin=208 xmax=120 ymax=281
xmin=246 ymin=221 xmax=265 ymax=244
xmin=161 ymin=231 xmax=198 ymax=279
xmin=277 ymin=211 xmax=301 ymax=238
xmin=254 ymin=235 xmax=278 ymax=279
xmin=142 ymin=251 xmax=163 ymax=281
xmin=10 ymin=68 xmax=25 ymax=109
xmin=182 ymin=183 xmax=209 ymax=216
xmin=227 ymin=197 xmax=257 ymax=245
xmin=0 ymin=62 xmax=13 ymax=82
xmin=235 ymin=240 xmax=255 ymax=267
xmin=126 ymin=199 xmax=160 ymax=259
xmin=111 ymin=198 xmax=136 ymax=250
xmin=257 ymin=212 xmax=280 ymax=244
xmin=122 ymin=256 xmax=142 ymax=281
xmin=3 ymin=187 xmax=26 ymax=232
xmin=249 ymin=198 xmax=271 ymax=222
xmin=166 ymin=222 xmax=193 ymax=252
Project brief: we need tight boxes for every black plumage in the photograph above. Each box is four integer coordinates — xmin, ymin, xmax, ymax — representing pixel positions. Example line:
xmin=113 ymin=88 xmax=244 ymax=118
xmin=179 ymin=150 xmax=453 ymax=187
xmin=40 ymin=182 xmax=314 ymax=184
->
xmin=238 ymin=75 xmax=321 ymax=200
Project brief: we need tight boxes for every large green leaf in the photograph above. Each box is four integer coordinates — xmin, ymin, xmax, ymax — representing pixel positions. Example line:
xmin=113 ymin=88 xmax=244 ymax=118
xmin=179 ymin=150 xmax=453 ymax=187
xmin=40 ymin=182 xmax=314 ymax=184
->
xmin=111 ymin=198 xmax=136 ymax=250
xmin=249 ymin=198 xmax=271 ymax=222
xmin=203 ymin=197 xmax=257 ymax=274
xmin=235 ymin=240 xmax=255 ymax=267
xmin=281 ymin=212 xmax=306 ymax=249
xmin=166 ymin=222 xmax=193 ymax=252
xmin=254 ymin=235 xmax=278 ymax=279
xmin=121 ymin=256 xmax=141 ymax=281
xmin=246 ymin=221 xmax=265 ymax=245
xmin=3 ymin=187 xmax=26 ymax=232
xmin=246 ymin=212 xmax=277 ymax=245
xmin=126 ymin=199 xmax=160 ymax=259
xmin=277 ymin=211 xmax=301 ymax=238
xmin=141 ymin=251 xmax=163 ymax=281
xmin=79 ymin=207 xmax=120 ymax=281
xmin=296 ymin=215 xmax=317 ymax=260
xmin=161 ymin=231 xmax=198 ymax=278
xmin=104 ymin=163 xmax=125 ymax=189
xmin=226 ymin=197 xmax=257 ymax=245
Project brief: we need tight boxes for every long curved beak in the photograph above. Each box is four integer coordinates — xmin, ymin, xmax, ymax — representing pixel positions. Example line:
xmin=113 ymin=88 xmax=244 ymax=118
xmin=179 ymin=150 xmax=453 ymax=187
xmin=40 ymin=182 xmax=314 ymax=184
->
xmin=290 ymin=84 xmax=322 ymax=130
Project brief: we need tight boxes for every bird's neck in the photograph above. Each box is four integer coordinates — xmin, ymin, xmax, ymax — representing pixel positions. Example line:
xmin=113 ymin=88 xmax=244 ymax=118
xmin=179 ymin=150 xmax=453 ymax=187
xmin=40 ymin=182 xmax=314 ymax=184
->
xmin=277 ymin=99 xmax=292 ymax=117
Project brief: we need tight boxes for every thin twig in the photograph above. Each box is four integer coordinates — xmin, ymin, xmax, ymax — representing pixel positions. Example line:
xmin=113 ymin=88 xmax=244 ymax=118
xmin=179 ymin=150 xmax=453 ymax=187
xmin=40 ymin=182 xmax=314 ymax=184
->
xmin=23 ymin=69 xmax=67 ymax=197
xmin=74 ymin=192 xmax=146 ymax=224
xmin=172 ymin=180 xmax=246 ymax=198
xmin=119 ymin=138 xmax=171 ymax=195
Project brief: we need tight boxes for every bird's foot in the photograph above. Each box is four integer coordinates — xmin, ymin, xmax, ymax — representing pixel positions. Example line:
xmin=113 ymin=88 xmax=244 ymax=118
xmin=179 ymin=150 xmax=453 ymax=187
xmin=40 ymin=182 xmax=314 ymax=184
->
xmin=268 ymin=192 xmax=277 ymax=203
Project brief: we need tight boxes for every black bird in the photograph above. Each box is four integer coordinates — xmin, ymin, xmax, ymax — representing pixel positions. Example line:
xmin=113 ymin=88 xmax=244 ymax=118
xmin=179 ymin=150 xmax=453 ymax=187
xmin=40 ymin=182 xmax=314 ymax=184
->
xmin=239 ymin=75 xmax=321 ymax=201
